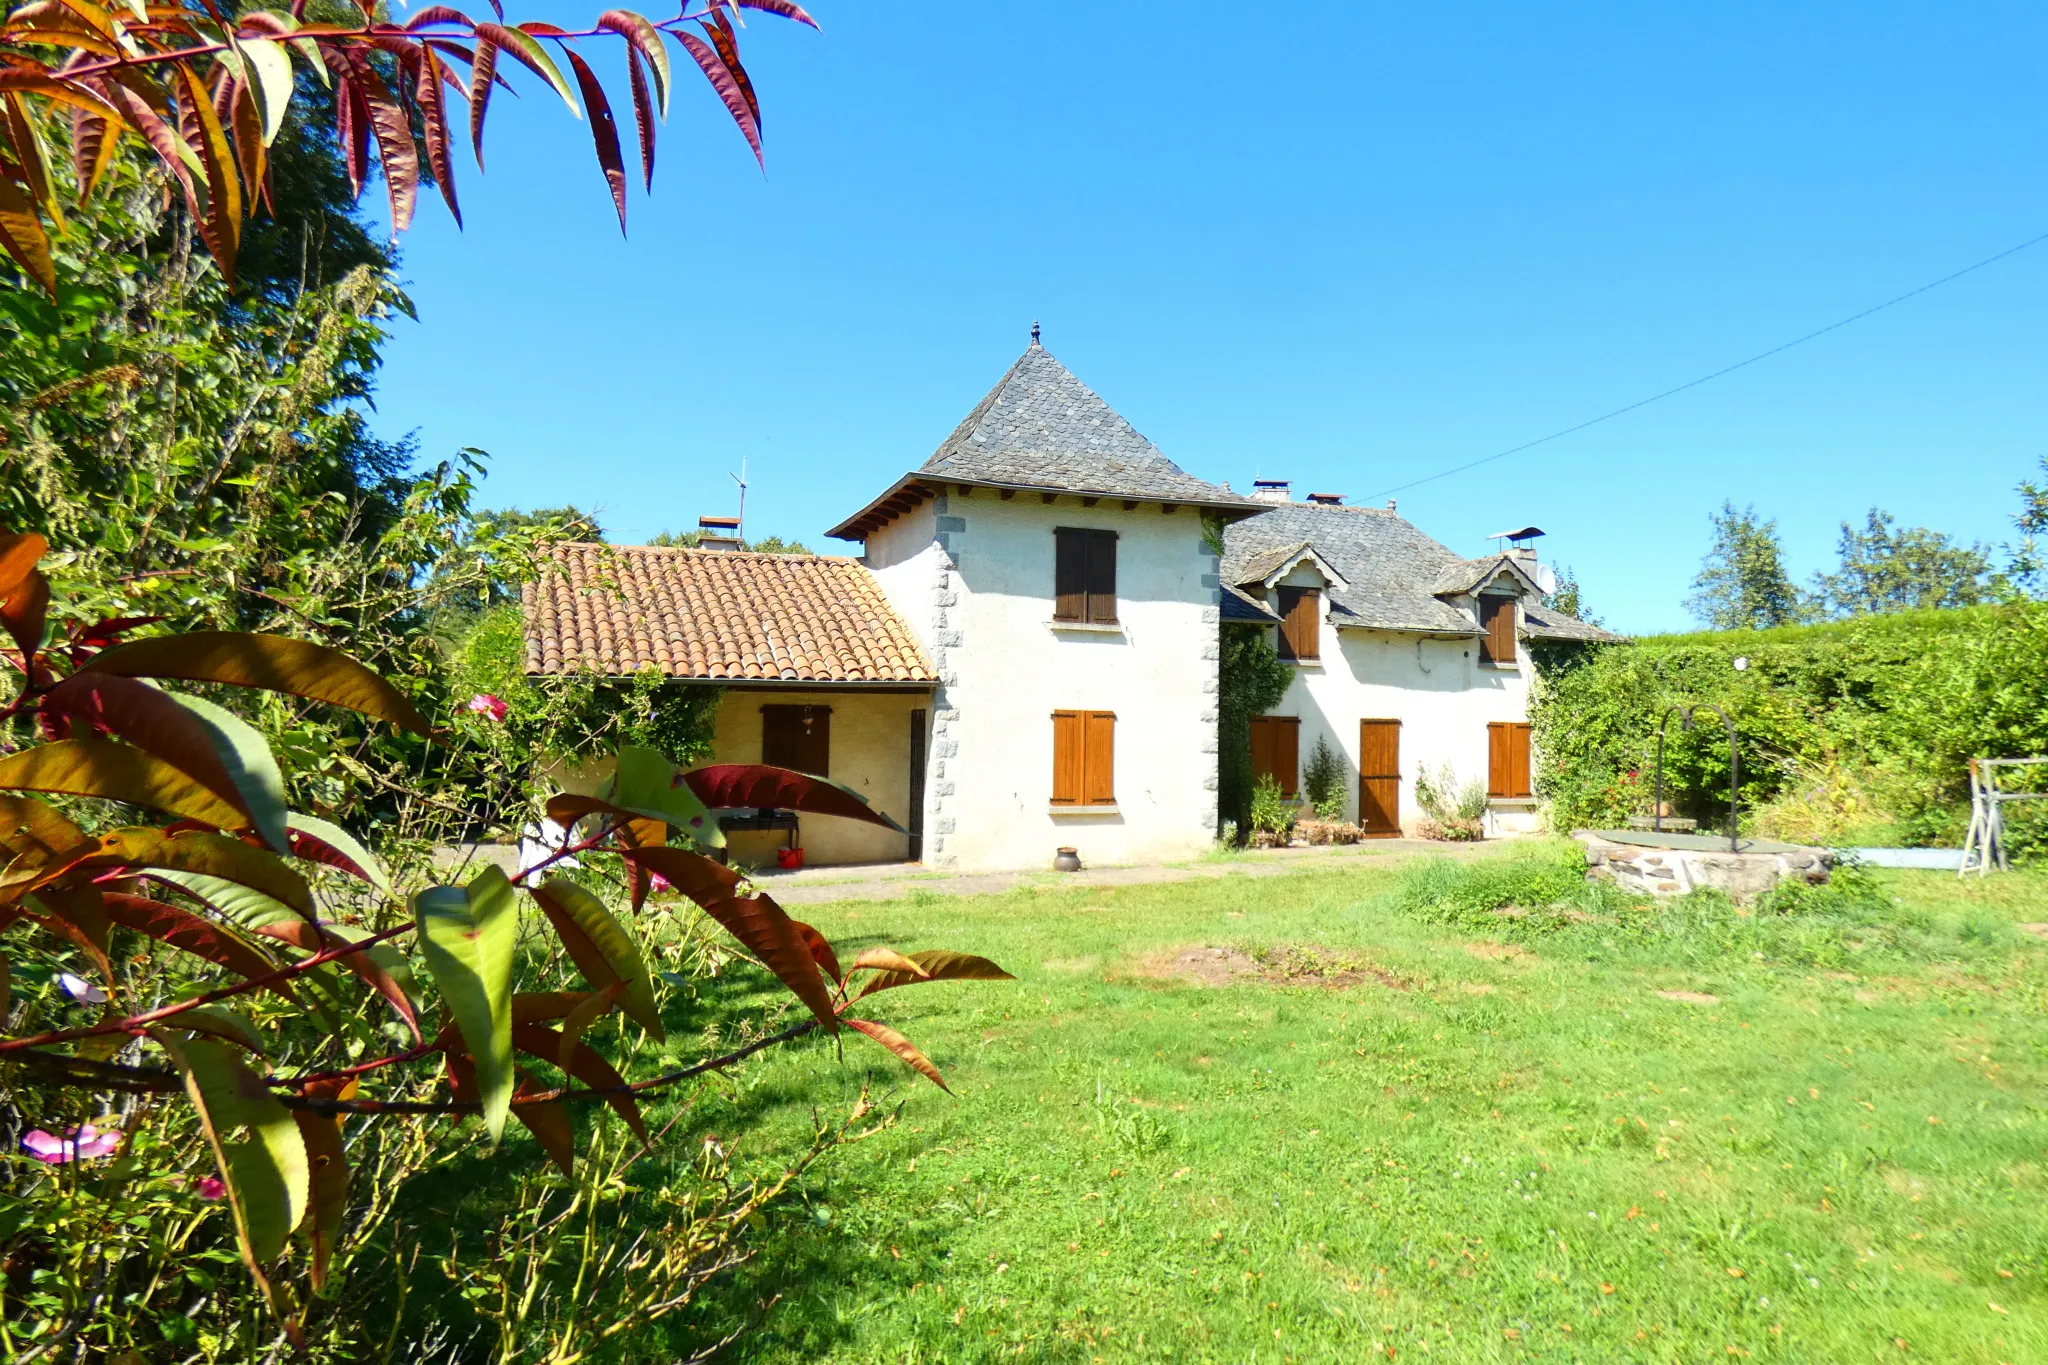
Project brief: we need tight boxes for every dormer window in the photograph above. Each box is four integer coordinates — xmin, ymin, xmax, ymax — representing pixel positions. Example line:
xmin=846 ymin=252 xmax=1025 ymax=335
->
xmin=1478 ymin=594 xmax=1517 ymax=665
xmin=1276 ymin=587 xmax=1320 ymax=661
xmin=1054 ymin=528 xmax=1118 ymax=624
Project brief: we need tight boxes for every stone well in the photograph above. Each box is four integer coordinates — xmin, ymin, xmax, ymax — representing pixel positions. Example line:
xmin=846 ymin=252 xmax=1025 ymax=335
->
xmin=1576 ymin=829 xmax=1834 ymax=900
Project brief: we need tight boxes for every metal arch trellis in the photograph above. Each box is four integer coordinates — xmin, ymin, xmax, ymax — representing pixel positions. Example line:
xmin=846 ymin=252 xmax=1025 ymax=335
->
xmin=1960 ymin=757 xmax=2048 ymax=876
xmin=1652 ymin=702 xmax=1742 ymax=854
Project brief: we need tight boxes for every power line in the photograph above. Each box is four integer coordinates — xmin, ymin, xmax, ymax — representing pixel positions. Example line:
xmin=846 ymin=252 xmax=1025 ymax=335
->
xmin=1367 ymin=228 xmax=2048 ymax=500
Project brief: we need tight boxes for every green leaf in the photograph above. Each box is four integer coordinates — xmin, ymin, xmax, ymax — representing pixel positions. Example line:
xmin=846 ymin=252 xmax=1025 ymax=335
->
xmin=285 ymin=812 xmax=391 ymax=895
xmin=149 ymin=868 xmax=299 ymax=931
xmin=601 ymin=745 xmax=720 ymax=844
xmin=0 ymin=738 xmax=247 ymax=831
xmin=172 ymin=693 xmax=290 ymax=853
xmin=173 ymin=1003 xmax=266 ymax=1052
xmin=415 ymin=867 xmax=520 ymax=1141
xmin=529 ymin=876 xmax=661 ymax=1039
xmin=155 ymin=1033 xmax=309 ymax=1269
xmin=239 ymin=37 xmax=296 ymax=145
xmin=474 ymin=21 xmax=582 ymax=117
xmin=80 ymin=631 xmax=431 ymax=736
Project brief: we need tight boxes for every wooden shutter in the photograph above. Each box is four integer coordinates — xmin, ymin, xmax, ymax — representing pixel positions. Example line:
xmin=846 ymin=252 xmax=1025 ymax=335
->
xmin=761 ymin=705 xmax=830 ymax=777
xmin=1275 ymin=587 xmax=1319 ymax=660
xmin=1358 ymin=719 xmax=1401 ymax=835
xmin=1051 ymin=710 xmax=1082 ymax=803
xmin=1247 ymin=716 xmax=1299 ymax=796
xmin=1085 ymin=531 xmax=1118 ymax=624
xmin=1083 ymin=711 xmax=1116 ymax=804
xmin=1479 ymin=595 xmax=1517 ymax=665
xmin=1054 ymin=530 xmax=1086 ymax=622
xmin=1487 ymin=721 xmax=1532 ymax=798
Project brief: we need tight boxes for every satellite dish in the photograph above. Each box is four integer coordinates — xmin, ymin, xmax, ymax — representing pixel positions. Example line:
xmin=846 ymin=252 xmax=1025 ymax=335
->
xmin=1533 ymin=562 xmax=1558 ymax=595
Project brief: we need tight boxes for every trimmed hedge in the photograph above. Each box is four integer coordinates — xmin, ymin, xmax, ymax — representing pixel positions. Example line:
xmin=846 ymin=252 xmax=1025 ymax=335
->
xmin=1529 ymin=602 xmax=2048 ymax=849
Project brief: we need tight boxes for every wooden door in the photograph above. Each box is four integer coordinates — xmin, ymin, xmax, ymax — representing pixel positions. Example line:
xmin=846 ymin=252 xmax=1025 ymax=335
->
xmin=1358 ymin=719 xmax=1402 ymax=837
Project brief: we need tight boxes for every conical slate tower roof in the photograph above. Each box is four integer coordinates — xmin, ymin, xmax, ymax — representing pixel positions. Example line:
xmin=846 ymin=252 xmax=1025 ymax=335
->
xmin=829 ymin=337 xmax=1260 ymax=541
xmin=917 ymin=340 xmax=1243 ymax=504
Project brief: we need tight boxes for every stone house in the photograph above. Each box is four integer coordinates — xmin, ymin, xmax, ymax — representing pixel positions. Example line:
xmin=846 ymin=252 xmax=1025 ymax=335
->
xmin=524 ymin=337 xmax=1614 ymax=870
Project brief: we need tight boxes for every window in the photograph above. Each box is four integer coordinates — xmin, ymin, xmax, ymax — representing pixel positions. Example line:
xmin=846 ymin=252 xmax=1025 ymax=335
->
xmin=1478 ymin=594 xmax=1517 ymax=665
xmin=761 ymin=705 xmax=831 ymax=776
xmin=1487 ymin=721 xmax=1532 ymax=799
xmin=1276 ymin=587 xmax=1320 ymax=661
xmin=1054 ymin=528 xmax=1118 ymax=624
xmin=1248 ymin=716 xmax=1300 ymax=797
xmin=1051 ymin=710 xmax=1115 ymax=805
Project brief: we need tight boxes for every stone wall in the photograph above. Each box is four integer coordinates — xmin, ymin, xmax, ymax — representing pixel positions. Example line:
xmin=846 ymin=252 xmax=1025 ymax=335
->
xmin=1578 ymin=832 xmax=1834 ymax=900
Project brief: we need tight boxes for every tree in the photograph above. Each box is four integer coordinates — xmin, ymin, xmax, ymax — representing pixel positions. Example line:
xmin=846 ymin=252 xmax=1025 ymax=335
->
xmin=1686 ymin=501 xmax=1806 ymax=630
xmin=1543 ymin=562 xmax=1597 ymax=625
xmin=0 ymin=0 xmax=813 ymax=294
xmin=2010 ymin=455 xmax=2048 ymax=594
xmin=649 ymin=528 xmax=813 ymax=553
xmin=1217 ymin=626 xmax=1296 ymax=839
xmin=1811 ymin=508 xmax=1991 ymax=618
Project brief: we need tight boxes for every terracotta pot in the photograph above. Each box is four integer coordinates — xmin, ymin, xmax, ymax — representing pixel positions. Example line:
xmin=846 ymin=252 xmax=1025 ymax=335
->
xmin=1053 ymin=846 xmax=1081 ymax=873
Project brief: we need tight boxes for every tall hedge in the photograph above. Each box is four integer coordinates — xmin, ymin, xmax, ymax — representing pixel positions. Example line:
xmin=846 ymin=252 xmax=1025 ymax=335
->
xmin=1529 ymin=602 xmax=2048 ymax=846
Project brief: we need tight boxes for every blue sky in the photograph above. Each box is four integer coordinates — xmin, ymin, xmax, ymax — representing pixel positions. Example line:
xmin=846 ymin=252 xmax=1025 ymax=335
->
xmin=369 ymin=1 xmax=2048 ymax=635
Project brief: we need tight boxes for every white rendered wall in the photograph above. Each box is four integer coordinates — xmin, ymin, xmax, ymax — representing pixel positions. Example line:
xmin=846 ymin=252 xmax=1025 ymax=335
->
xmin=1262 ymin=577 xmax=1537 ymax=836
xmin=867 ymin=491 xmax=1220 ymax=872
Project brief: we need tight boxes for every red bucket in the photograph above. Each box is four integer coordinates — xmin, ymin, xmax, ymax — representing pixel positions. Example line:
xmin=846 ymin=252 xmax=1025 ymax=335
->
xmin=776 ymin=847 xmax=805 ymax=872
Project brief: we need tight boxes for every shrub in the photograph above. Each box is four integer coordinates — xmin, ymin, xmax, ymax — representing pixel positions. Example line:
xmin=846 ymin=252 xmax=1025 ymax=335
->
xmin=1303 ymin=736 xmax=1346 ymax=819
xmin=1416 ymin=762 xmax=1487 ymax=823
xmin=1249 ymin=773 xmax=1295 ymax=839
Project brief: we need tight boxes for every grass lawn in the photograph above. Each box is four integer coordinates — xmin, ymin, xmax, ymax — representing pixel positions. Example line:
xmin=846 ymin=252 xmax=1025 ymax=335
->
xmin=659 ymin=843 xmax=2048 ymax=1363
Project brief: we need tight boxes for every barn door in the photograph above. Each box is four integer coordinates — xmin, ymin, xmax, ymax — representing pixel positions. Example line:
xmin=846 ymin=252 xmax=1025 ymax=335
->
xmin=1358 ymin=719 xmax=1402 ymax=837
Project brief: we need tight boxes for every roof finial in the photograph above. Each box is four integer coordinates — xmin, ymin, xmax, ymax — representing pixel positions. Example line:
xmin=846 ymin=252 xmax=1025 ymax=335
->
xmin=1030 ymin=319 xmax=1041 ymax=345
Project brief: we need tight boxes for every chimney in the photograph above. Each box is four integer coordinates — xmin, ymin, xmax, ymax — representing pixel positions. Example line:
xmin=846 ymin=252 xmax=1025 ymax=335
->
xmin=1386 ymin=498 xmax=1397 ymax=512
xmin=1305 ymin=492 xmax=1345 ymax=506
xmin=1250 ymin=478 xmax=1291 ymax=504
xmin=697 ymin=514 xmax=743 ymax=552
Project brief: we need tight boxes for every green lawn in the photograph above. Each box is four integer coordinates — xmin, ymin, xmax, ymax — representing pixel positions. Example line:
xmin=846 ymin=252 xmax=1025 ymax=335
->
xmin=678 ymin=845 xmax=2048 ymax=1363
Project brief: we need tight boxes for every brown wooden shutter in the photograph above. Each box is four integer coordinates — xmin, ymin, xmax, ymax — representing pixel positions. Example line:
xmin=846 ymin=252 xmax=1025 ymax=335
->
xmin=1051 ymin=710 xmax=1082 ymax=803
xmin=1085 ymin=531 xmax=1118 ymax=623
xmin=1247 ymin=716 xmax=1300 ymax=795
xmin=761 ymin=705 xmax=831 ymax=777
xmin=1083 ymin=711 xmax=1116 ymax=804
xmin=1275 ymin=588 xmax=1320 ymax=660
xmin=1479 ymin=595 xmax=1517 ymax=665
xmin=1487 ymin=721 xmax=1532 ymax=798
xmin=1357 ymin=719 xmax=1401 ymax=835
xmin=1054 ymin=530 xmax=1085 ymax=622
xmin=1248 ymin=716 xmax=1275 ymax=788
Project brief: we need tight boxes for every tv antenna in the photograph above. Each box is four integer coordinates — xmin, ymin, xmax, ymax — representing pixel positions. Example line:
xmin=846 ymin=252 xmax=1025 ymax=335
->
xmin=730 ymin=457 xmax=748 ymax=540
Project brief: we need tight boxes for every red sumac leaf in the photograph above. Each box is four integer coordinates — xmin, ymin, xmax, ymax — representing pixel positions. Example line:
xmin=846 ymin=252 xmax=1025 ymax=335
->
xmin=851 ymin=950 xmax=1015 ymax=1002
xmin=334 ymin=50 xmax=417 ymax=232
xmin=510 ymin=1071 xmax=573 ymax=1174
xmin=703 ymin=6 xmax=757 ymax=129
xmin=847 ymin=946 xmax=928 ymax=978
xmin=40 ymin=673 xmax=258 ymax=833
xmin=682 ymin=765 xmax=905 ymax=833
xmin=79 ymin=632 xmax=430 ymax=736
xmin=0 ymin=532 xmax=48 ymax=601
xmin=252 ymin=919 xmax=418 ymax=1038
xmin=624 ymin=44 xmax=654 ymax=193
xmin=621 ymin=845 xmax=835 ymax=1031
xmin=511 ymin=1022 xmax=647 ymax=1143
xmin=678 ymin=31 xmax=759 ymax=164
xmin=1 ymin=568 xmax=49 ymax=662
xmin=293 ymin=1076 xmax=354 ymax=1290
xmin=467 ymin=34 xmax=497 ymax=167
xmin=844 ymin=1017 xmax=949 ymax=1092
xmin=403 ymin=5 xmax=473 ymax=28
xmin=414 ymin=45 xmax=461 ymax=226
xmin=737 ymin=0 xmax=819 ymax=27
xmin=562 ymin=47 xmax=625 ymax=233
xmin=791 ymin=919 xmax=840 ymax=986
xmin=596 ymin=9 xmax=669 ymax=115
xmin=101 ymin=892 xmax=287 ymax=993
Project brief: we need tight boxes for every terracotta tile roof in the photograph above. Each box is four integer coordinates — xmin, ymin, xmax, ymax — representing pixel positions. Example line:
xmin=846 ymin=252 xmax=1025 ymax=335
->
xmin=523 ymin=544 xmax=938 ymax=685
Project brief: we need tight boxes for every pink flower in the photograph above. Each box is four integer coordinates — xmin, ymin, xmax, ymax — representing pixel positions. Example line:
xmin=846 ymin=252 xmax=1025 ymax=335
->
xmin=650 ymin=872 xmax=672 ymax=892
xmin=22 ymin=1125 xmax=120 ymax=1164
xmin=195 ymin=1175 xmax=227 ymax=1200
xmin=467 ymin=693 xmax=509 ymax=722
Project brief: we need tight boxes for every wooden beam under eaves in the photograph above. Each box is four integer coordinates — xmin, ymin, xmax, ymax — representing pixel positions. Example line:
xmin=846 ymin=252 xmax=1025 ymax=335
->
xmin=999 ymin=489 xmax=1015 ymax=500
xmin=1161 ymin=503 xmax=1179 ymax=515
xmin=1040 ymin=492 xmax=1057 ymax=504
xmin=1122 ymin=500 xmax=1139 ymax=511
xmin=1081 ymin=497 xmax=1100 ymax=508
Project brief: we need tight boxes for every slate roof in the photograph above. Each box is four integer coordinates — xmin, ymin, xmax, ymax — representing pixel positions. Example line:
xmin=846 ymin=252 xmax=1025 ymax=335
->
xmin=1233 ymin=541 xmax=1317 ymax=589
xmin=523 ymin=544 xmax=938 ymax=685
xmin=829 ymin=341 xmax=1259 ymax=539
xmin=1430 ymin=553 xmax=1543 ymax=598
xmin=1219 ymin=503 xmax=1621 ymax=642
